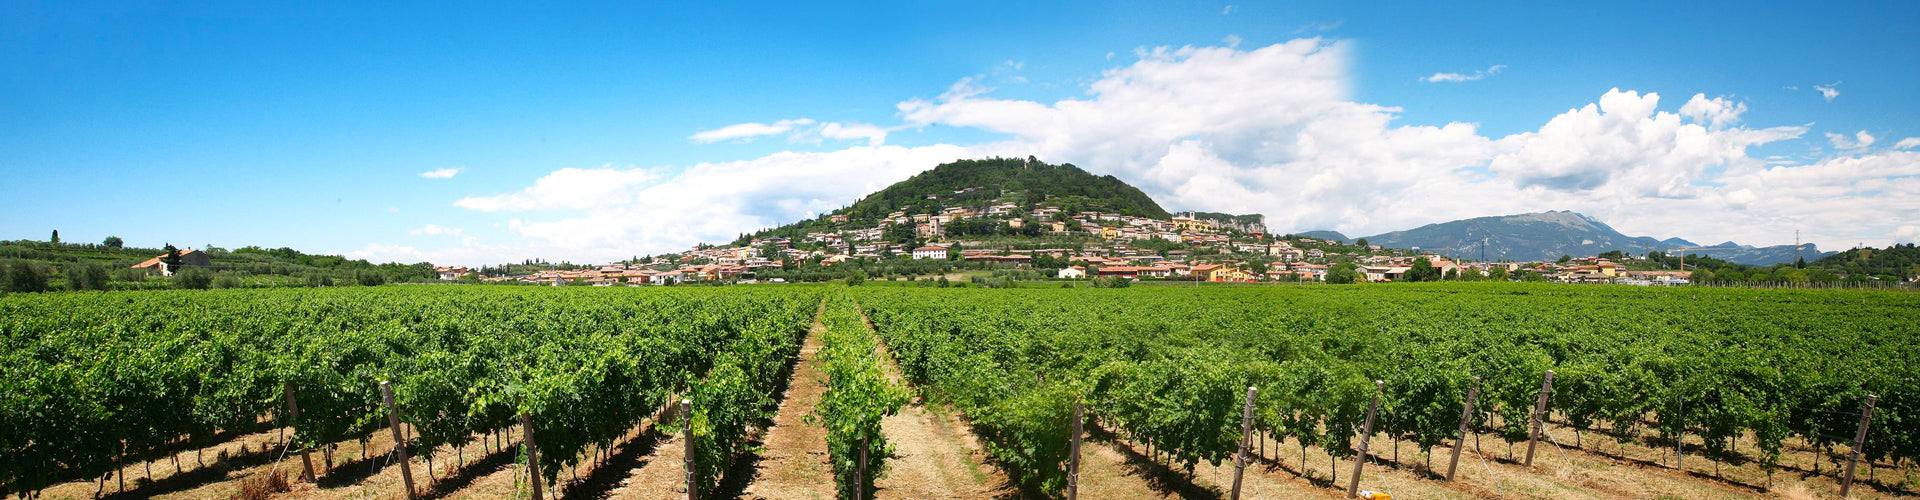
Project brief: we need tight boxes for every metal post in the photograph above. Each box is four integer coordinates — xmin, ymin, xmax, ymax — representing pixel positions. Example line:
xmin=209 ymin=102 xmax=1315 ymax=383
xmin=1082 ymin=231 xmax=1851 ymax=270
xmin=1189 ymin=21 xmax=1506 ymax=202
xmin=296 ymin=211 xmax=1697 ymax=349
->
xmin=1524 ymin=370 xmax=1554 ymax=467
xmin=1069 ymin=402 xmax=1082 ymax=500
xmin=1446 ymin=377 xmax=1480 ymax=481
xmin=1233 ymin=386 xmax=1256 ymax=500
xmin=380 ymin=382 xmax=417 ymax=499
xmin=1347 ymin=380 xmax=1383 ymax=498
xmin=1840 ymin=395 xmax=1879 ymax=497
xmin=284 ymin=382 xmax=316 ymax=482
xmin=683 ymin=399 xmax=696 ymax=500
xmin=522 ymin=413 xmax=543 ymax=500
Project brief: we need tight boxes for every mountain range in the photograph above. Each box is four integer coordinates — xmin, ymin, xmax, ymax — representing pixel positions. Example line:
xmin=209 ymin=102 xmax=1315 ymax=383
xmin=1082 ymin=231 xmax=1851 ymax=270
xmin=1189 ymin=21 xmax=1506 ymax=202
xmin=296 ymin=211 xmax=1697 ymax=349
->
xmin=1299 ymin=210 xmax=1828 ymax=266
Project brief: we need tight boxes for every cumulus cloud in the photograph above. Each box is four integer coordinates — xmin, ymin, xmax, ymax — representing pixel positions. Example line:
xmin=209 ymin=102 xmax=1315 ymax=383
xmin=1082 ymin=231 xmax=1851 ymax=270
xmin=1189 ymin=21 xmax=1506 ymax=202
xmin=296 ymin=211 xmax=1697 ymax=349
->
xmin=1898 ymin=137 xmax=1920 ymax=150
xmin=406 ymin=39 xmax=1913 ymax=264
xmin=1678 ymin=94 xmax=1746 ymax=129
xmin=689 ymin=118 xmax=817 ymax=143
xmin=1815 ymin=81 xmax=1841 ymax=102
xmin=441 ymin=145 xmax=971 ymax=263
xmin=1422 ymin=64 xmax=1504 ymax=83
xmin=1490 ymin=89 xmax=1803 ymax=194
xmin=419 ymin=167 xmax=463 ymax=179
xmin=1826 ymin=130 xmax=1876 ymax=150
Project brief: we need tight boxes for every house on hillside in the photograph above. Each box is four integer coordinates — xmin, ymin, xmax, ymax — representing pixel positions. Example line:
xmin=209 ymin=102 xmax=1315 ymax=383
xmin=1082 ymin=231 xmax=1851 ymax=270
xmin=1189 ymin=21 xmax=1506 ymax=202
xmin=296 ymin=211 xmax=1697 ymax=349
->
xmin=435 ymin=266 xmax=471 ymax=280
xmin=912 ymin=246 xmax=949 ymax=260
xmin=131 ymin=249 xmax=212 ymax=276
xmin=1058 ymin=266 xmax=1086 ymax=279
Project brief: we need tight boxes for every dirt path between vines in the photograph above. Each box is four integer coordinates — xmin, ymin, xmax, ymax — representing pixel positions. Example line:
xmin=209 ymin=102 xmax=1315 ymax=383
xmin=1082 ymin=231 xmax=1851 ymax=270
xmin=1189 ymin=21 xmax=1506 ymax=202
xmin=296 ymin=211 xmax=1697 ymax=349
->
xmin=740 ymin=306 xmax=835 ymax=500
xmin=858 ymin=309 xmax=1010 ymax=500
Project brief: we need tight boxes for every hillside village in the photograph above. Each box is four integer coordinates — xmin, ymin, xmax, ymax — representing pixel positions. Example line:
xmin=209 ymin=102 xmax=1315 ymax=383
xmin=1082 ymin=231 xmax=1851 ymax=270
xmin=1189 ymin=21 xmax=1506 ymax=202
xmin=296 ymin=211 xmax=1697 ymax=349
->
xmin=464 ymin=194 xmax=1699 ymax=287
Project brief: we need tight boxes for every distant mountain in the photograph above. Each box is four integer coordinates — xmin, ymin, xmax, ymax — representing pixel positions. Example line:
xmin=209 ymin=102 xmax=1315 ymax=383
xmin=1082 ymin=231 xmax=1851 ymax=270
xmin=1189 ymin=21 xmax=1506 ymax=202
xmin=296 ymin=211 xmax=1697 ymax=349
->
xmin=1294 ymin=230 xmax=1351 ymax=243
xmin=1354 ymin=211 xmax=1830 ymax=266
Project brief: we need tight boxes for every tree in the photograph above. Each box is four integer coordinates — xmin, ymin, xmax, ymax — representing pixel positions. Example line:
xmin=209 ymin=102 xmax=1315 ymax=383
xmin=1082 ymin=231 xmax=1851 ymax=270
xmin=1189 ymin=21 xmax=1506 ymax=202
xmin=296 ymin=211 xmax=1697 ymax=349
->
xmin=1557 ymin=254 xmax=1572 ymax=264
xmin=1444 ymin=268 xmax=1461 ymax=280
xmin=1326 ymin=263 xmax=1363 ymax=284
xmin=1355 ymin=238 xmax=1369 ymax=248
xmin=845 ymin=270 xmax=867 ymax=286
xmin=103 ymin=236 xmax=123 ymax=248
xmin=1489 ymin=266 xmax=1510 ymax=281
xmin=3 ymin=261 xmax=49 ymax=293
xmin=1407 ymin=257 xmax=1436 ymax=282
xmin=64 ymin=261 xmax=110 ymax=291
xmin=173 ymin=267 xmax=213 ymax=290
xmin=49 ymin=230 xmax=60 ymax=244
xmin=161 ymin=244 xmax=183 ymax=274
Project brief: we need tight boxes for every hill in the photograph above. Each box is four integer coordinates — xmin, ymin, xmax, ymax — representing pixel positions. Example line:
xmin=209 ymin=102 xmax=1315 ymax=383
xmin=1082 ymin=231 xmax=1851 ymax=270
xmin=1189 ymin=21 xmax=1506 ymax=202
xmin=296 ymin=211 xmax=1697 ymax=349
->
xmin=1293 ymin=230 xmax=1350 ymax=243
xmin=1813 ymin=244 xmax=1920 ymax=280
xmin=1353 ymin=211 xmax=1830 ymax=265
xmin=737 ymin=157 xmax=1169 ymax=241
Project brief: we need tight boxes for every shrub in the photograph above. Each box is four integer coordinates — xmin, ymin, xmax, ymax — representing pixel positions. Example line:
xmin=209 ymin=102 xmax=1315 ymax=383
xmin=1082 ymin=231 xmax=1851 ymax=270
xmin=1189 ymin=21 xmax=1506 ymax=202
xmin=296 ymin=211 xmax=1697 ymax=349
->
xmin=173 ymin=267 xmax=214 ymax=290
xmin=213 ymin=273 xmax=245 ymax=289
xmin=64 ymin=261 xmax=111 ymax=291
xmin=3 ymin=260 xmax=49 ymax=293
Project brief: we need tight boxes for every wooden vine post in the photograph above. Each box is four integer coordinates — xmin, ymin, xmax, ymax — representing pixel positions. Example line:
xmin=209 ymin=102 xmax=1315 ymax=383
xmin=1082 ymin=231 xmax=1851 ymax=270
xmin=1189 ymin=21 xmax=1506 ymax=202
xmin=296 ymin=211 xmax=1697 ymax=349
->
xmin=1232 ymin=386 xmax=1256 ymax=500
xmin=1675 ymin=396 xmax=1685 ymax=471
xmin=683 ymin=398 xmax=696 ymax=500
xmin=284 ymin=382 xmax=317 ymax=482
xmin=522 ymin=413 xmax=543 ymax=500
xmin=1524 ymin=370 xmax=1554 ymax=467
xmin=1347 ymin=380 xmax=1384 ymax=498
xmin=379 ymin=381 xmax=418 ymax=499
xmin=1068 ymin=402 xmax=1083 ymax=500
xmin=1446 ymin=377 xmax=1480 ymax=481
xmin=1839 ymin=394 xmax=1879 ymax=497
xmin=858 ymin=435 xmax=870 ymax=500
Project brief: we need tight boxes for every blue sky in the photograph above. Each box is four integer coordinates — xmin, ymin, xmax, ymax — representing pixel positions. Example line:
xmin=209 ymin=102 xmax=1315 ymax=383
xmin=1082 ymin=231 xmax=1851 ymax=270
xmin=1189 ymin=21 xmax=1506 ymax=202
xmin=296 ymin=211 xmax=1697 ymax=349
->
xmin=4 ymin=1 xmax=1917 ymax=265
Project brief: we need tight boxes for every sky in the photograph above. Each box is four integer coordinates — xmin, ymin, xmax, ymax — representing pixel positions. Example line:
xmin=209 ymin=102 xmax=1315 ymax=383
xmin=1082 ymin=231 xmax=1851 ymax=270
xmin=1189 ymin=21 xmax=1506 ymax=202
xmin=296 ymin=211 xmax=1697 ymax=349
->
xmin=4 ymin=1 xmax=1917 ymax=266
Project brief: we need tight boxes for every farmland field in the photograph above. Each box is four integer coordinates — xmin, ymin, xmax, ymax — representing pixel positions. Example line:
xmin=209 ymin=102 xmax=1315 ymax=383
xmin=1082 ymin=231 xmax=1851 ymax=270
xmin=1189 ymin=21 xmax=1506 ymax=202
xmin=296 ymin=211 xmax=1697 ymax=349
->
xmin=3 ymin=283 xmax=1917 ymax=499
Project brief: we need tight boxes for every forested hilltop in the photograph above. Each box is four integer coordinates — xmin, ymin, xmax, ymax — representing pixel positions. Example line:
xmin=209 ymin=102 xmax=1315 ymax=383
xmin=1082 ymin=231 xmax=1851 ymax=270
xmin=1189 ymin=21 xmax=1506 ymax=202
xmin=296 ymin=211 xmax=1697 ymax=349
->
xmin=735 ymin=157 xmax=1168 ymax=243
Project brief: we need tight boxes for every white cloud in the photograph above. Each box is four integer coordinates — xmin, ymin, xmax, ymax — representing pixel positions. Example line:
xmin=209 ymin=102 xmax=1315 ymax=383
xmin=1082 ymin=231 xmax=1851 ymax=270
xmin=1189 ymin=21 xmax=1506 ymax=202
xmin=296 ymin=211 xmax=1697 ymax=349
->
xmin=1222 ymin=34 xmax=1242 ymax=48
xmin=411 ymin=39 xmax=1914 ymax=264
xmin=1897 ymin=137 xmax=1920 ymax=150
xmin=1222 ymin=5 xmax=1234 ymax=15
xmin=453 ymin=167 xmax=661 ymax=211
xmin=815 ymin=122 xmax=890 ymax=146
xmin=419 ymin=167 xmax=463 ymax=179
xmin=1815 ymin=81 xmax=1841 ymax=102
xmin=410 ymin=224 xmax=464 ymax=237
xmin=1678 ymin=94 xmax=1746 ymax=129
xmin=1826 ymin=130 xmax=1876 ymax=150
xmin=1421 ymin=64 xmax=1504 ymax=83
xmin=1490 ymin=89 xmax=1802 ymax=194
xmin=439 ymin=145 xmax=971 ymax=263
xmin=689 ymin=118 xmax=816 ymax=143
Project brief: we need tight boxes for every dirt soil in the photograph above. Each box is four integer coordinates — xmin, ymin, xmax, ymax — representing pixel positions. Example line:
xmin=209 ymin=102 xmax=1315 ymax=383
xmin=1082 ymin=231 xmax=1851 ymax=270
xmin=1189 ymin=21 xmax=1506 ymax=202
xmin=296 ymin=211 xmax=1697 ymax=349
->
xmin=863 ymin=310 xmax=1010 ymax=500
xmin=741 ymin=312 xmax=835 ymax=500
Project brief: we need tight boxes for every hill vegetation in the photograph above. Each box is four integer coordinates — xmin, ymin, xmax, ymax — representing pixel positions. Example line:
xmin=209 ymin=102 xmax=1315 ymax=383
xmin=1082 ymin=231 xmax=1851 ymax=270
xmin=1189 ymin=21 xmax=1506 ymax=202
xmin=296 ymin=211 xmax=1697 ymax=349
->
xmin=736 ymin=157 xmax=1168 ymax=243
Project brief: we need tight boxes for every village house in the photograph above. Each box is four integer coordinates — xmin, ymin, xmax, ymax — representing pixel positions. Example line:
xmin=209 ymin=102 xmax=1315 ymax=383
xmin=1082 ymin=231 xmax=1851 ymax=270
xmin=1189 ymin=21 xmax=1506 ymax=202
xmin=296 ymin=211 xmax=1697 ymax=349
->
xmin=1058 ymin=265 xmax=1086 ymax=279
xmin=130 ymin=249 xmax=213 ymax=276
xmin=911 ymin=245 xmax=949 ymax=260
xmin=435 ymin=266 xmax=471 ymax=280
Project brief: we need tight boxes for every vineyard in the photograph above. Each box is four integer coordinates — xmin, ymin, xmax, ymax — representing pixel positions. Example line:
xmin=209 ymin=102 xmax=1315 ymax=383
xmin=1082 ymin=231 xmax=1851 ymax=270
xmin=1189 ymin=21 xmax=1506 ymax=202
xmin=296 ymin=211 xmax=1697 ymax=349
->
xmin=2 ymin=283 xmax=1917 ymax=499
xmin=0 ymin=286 xmax=817 ymax=499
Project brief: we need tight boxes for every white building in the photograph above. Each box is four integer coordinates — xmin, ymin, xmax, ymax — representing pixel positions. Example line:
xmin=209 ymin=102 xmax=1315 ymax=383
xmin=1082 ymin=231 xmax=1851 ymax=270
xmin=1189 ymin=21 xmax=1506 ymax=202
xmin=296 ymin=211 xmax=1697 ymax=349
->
xmin=1058 ymin=266 xmax=1086 ymax=279
xmin=912 ymin=246 xmax=949 ymax=260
